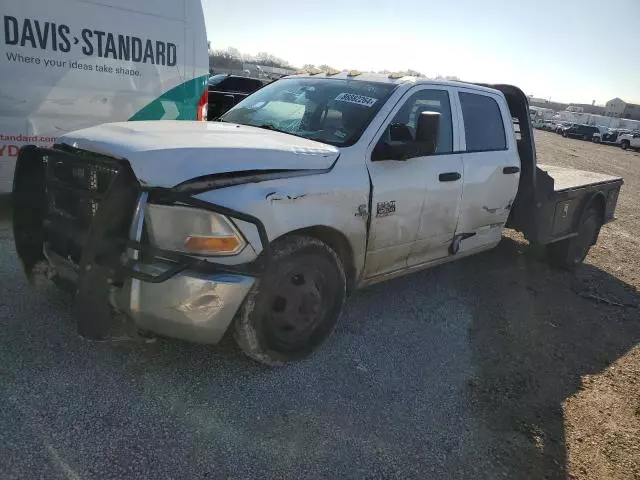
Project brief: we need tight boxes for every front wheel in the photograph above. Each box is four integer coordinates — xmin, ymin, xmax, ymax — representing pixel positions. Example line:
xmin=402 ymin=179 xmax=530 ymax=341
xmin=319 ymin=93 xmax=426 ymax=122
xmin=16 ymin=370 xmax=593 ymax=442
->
xmin=621 ymin=140 xmax=630 ymax=150
xmin=548 ymin=207 xmax=601 ymax=271
xmin=234 ymin=235 xmax=346 ymax=365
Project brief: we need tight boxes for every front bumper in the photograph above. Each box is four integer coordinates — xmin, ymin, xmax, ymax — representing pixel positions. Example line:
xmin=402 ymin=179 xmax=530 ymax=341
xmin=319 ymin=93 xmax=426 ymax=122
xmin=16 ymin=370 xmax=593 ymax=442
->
xmin=13 ymin=145 xmax=269 ymax=344
xmin=112 ymin=268 xmax=254 ymax=344
xmin=105 ymin=190 xmax=255 ymax=344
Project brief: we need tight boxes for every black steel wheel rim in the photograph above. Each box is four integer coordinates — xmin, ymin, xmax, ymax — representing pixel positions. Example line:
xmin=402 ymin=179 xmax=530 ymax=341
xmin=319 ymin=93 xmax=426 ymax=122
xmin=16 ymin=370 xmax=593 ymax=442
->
xmin=264 ymin=260 xmax=333 ymax=351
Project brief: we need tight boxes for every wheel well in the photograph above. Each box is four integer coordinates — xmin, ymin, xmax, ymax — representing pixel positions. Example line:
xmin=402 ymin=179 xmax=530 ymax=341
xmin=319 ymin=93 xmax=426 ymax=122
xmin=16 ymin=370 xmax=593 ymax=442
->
xmin=279 ymin=226 xmax=357 ymax=294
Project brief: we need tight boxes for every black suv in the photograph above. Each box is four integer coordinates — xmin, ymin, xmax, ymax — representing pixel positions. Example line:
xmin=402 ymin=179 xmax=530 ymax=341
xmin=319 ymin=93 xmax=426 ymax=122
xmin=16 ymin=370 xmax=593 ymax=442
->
xmin=562 ymin=124 xmax=599 ymax=141
xmin=207 ymin=74 xmax=268 ymax=120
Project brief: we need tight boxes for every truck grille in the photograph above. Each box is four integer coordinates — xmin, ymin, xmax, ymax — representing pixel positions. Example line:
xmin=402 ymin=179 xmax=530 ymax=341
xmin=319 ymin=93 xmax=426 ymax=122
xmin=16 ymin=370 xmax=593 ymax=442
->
xmin=43 ymin=149 xmax=122 ymax=265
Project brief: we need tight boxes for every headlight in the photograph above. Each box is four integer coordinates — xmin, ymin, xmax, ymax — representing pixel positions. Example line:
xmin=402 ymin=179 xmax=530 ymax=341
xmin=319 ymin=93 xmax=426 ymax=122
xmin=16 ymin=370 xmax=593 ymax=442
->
xmin=144 ymin=204 xmax=246 ymax=256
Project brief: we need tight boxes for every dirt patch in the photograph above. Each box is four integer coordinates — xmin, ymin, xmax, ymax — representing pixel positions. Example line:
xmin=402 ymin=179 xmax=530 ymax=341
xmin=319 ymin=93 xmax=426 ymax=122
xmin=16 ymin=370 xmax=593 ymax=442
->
xmin=565 ymin=347 xmax=640 ymax=480
xmin=466 ymin=130 xmax=640 ymax=479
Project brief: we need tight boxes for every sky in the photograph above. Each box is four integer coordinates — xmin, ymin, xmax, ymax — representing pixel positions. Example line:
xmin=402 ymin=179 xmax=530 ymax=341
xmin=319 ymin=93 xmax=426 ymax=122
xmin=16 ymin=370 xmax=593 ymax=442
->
xmin=203 ymin=0 xmax=639 ymax=105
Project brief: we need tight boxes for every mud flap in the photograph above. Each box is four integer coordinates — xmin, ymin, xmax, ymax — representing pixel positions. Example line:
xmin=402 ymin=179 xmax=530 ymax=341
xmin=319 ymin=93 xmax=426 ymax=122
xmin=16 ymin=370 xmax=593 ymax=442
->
xmin=73 ymin=265 xmax=117 ymax=339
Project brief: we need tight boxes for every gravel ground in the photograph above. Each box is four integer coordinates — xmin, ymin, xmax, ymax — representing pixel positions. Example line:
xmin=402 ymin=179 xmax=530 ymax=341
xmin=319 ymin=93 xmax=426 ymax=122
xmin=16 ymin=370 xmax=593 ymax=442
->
xmin=0 ymin=131 xmax=638 ymax=479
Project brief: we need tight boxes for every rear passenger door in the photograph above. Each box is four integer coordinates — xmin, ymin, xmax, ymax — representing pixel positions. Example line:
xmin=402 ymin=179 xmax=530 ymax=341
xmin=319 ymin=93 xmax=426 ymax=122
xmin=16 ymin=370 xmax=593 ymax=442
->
xmin=453 ymin=88 xmax=520 ymax=254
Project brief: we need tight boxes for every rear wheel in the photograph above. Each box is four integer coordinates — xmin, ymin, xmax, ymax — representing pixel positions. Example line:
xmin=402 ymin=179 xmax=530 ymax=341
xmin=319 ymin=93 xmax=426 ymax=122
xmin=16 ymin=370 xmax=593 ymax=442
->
xmin=548 ymin=206 xmax=601 ymax=271
xmin=592 ymin=137 xmax=601 ymax=143
xmin=621 ymin=140 xmax=630 ymax=150
xmin=234 ymin=235 xmax=346 ymax=365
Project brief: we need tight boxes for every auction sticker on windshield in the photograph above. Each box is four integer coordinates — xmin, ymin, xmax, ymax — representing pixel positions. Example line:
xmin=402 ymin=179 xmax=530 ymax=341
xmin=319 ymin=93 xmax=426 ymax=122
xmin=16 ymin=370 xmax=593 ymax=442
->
xmin=335 ymin=92 xmax=378 ymax=107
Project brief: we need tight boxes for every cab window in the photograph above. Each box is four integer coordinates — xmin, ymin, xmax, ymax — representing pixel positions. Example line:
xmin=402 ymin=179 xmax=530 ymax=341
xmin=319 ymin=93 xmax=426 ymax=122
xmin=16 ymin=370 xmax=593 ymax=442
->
xmin=459 ymin=92 xmax=507 ymax=152
xmin=388 ymin=89 xmax=453 ymax=154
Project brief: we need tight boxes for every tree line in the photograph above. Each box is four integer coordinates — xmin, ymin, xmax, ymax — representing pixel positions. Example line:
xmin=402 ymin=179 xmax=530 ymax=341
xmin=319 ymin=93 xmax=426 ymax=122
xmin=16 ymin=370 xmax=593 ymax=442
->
xmin=208 ymin=45 xmax=459 ymax=80
xmin=209 ymin=45 xmax=293 ymax=70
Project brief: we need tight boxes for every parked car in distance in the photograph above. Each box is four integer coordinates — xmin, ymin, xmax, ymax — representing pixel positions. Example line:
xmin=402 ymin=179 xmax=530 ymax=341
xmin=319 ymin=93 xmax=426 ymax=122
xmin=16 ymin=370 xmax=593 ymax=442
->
xmin=593 ymin=128 xmax=631 ymax=145
xmin=533 ymin=118 xmax=554 ymax=130
xmin=535 ymin=119 xmax=557 ymax=131
xmin=562 ymin=124 xmax=599 ymax=141
xmin=207 ymin=74 xmax=269 ymax=120
xmin=618 ymin=131 xmax=640 ymax=151
xmin=555 ymin=122 xmax=574 ymax=134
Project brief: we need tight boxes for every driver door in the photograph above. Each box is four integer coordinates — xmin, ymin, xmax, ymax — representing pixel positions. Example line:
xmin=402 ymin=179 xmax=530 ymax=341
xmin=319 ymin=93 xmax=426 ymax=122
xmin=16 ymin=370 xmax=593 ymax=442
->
xmin=363 ymin=86 xmax=463 ymax=279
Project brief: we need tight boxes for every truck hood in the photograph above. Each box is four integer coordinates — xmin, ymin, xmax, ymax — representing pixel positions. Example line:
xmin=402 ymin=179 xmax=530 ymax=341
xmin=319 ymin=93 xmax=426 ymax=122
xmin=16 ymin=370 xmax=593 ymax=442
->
xmin=57 ymin=121 xmax=339 ymax=187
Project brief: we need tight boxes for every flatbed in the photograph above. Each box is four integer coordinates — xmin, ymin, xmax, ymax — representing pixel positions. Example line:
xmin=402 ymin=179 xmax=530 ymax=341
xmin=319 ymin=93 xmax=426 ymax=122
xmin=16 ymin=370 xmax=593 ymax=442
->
xmin=540 ymin=164 xmax=622 ymax=192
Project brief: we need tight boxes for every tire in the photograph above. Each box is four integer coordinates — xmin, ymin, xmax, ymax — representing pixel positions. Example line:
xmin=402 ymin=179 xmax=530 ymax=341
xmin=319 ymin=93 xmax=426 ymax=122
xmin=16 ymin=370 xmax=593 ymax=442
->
xmin=583 ymin=135 xmax=589 ymax=141
xmin=621 ymin=140 xmax=630 ymax=150
xmin=233 ymin=235 xmax=346 ymax=365
xmin=562 ymin=131 xmax=568 ymax=138
xmin=548 ymin=206 xmax=601 ymax=271
xmin=592 ymin=137 xmax=601 ymax=143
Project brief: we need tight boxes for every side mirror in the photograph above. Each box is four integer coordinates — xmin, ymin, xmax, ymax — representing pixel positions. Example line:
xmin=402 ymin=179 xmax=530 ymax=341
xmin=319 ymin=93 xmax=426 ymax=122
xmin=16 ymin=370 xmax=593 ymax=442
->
xmin=415 ymin=111 xmax=440 ymax=156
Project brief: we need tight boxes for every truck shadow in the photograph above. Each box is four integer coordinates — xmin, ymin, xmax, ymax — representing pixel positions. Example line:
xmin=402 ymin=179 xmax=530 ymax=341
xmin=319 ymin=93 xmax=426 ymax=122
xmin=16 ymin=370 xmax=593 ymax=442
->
xmin=141 ymin=234 xmax=637 ymax=478
xmin=443 ymin=236 xmax=640 ymax=479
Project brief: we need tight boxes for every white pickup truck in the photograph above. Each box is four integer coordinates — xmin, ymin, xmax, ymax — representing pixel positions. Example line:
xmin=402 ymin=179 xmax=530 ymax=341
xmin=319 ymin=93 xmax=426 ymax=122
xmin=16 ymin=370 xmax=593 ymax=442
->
xmin=618 ymin=131 xmax=640 ymax=151
xmin=13 ymin=73 xmax=623 ymax=364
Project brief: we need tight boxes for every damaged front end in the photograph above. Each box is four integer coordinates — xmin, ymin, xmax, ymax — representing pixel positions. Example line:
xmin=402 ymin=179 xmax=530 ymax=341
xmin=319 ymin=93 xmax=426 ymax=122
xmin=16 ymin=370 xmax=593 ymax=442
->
xmin=12 ymin=145 xmax=268 ymax=344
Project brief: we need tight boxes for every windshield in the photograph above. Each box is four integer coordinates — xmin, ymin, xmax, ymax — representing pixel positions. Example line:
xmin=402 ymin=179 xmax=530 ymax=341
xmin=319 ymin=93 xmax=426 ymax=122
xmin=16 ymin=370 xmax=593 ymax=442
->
xmin=219 ymin=77 xmax=396 ymax=147
xmin=208 ymin=74 xmax=228 ymax=87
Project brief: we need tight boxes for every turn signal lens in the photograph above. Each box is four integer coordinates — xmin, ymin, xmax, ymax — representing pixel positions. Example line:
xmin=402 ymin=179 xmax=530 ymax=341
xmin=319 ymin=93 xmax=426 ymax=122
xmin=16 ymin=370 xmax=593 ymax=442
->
xmin=184 ymin=235 xmax=241 ymax=254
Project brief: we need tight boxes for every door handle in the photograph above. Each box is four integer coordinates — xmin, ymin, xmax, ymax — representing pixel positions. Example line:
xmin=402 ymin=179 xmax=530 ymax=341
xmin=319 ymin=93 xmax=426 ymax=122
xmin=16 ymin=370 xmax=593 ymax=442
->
xmin=503 ymin=166 xmax=520 ymax=174
xmin=438 ymin=172 xmax=461 ymax=182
